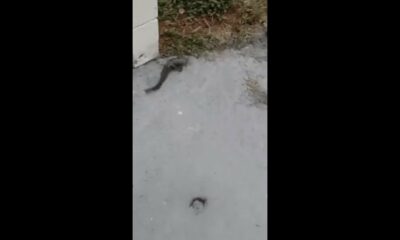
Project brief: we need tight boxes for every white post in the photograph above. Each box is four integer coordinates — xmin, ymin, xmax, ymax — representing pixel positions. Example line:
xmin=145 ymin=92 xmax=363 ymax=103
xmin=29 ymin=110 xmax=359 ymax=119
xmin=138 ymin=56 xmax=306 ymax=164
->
xmin=133 ymin=0 xmax=159 ymax=68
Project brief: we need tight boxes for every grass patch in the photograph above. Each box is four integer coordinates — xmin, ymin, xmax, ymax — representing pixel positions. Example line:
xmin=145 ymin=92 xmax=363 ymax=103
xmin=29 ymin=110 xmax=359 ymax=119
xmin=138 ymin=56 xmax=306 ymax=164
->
xmin=158 ymin=0 xmax=267 ymax=57
xmin=159 ymin=0 xmax=233 ymax=20
xmin=244 ymin=77 xmax=268 ymax=106
xmin=160 ymin=30 xmax=220 ymax=57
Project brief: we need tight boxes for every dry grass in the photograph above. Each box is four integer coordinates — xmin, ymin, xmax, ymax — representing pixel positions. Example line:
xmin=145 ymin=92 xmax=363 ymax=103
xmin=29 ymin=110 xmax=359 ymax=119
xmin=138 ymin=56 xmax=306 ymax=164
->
xmin=158 ymin=0 xmax=267 ymax=57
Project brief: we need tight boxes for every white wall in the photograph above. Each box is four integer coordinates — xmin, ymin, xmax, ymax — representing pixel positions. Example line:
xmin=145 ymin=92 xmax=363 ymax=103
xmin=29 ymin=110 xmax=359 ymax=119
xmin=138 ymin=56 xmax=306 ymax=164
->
xmin=133 ymin=0 xmax=159 ymax=68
